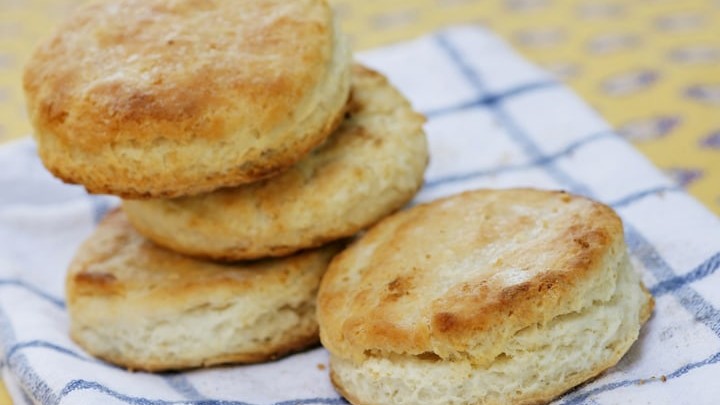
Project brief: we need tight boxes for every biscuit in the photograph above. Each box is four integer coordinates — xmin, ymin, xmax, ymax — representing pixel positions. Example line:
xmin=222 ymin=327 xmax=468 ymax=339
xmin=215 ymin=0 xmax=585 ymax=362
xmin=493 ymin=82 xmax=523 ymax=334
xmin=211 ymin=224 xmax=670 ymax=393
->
xmin=23 ymin=0 xmax=351 ymax=199
xmin=122 ymin=65 xmax=428 ymax=260
xmin=317 ymin=189 xmax=653 ymax=405
xmin=66 ymin=209 xmax=342 ymax=372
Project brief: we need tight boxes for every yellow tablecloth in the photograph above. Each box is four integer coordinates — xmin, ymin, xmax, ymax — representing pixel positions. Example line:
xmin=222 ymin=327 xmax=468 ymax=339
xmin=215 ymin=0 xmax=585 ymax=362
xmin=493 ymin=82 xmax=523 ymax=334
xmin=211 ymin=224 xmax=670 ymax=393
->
xmin=1 ymin=0 xmax=719 ymax=402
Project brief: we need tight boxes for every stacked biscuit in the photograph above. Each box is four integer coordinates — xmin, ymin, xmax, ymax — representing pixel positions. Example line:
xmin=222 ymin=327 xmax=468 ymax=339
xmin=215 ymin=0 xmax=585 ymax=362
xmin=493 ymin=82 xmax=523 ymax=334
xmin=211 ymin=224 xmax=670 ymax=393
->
xmin=23 ymin=0 xmax=428 ymax=371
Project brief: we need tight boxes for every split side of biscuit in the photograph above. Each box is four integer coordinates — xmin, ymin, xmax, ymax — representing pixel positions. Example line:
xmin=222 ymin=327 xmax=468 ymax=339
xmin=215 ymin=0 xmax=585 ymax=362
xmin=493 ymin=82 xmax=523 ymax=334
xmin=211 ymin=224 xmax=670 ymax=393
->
xmin=317 ymin=188 xmax=653 ymax=405
xmin=67 ymin=209 xmax=343 ymax=372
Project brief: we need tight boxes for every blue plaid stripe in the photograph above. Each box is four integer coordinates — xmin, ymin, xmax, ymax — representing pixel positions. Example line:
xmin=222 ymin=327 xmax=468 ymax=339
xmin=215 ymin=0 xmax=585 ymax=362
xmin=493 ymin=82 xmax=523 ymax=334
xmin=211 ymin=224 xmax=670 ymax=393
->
xmin=0 ymin=307 xmax=60 ymax=405
xmin=562 ymin=352 xmax=720 ymax=405
xmin=609 ymin=185 xmax=681 ymax=209
xmin=58 ymin=379 xmax=347 ymax=405
xmin=651 ymin=252 xmax=720 ymax=297
xmin=423 ymin=79 xmax=559 ymax=118
xmin=0 ymin=280 xmax=65 ymax=308
xmin=423 ymin=129 xmax=613 ymax=190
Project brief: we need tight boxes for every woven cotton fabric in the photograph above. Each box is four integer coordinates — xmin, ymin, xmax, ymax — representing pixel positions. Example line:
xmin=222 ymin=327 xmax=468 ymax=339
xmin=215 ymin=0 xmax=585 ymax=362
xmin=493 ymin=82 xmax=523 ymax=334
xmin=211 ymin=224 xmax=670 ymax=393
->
xmin=1 ymin=27 xmax=719 ymax=405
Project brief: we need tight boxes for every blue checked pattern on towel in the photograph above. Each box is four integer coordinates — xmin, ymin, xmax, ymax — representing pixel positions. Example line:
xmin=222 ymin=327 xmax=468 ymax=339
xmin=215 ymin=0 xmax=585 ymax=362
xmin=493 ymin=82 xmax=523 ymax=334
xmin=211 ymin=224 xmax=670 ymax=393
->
xmin=1 ymin=26 xmax=720 ymax=405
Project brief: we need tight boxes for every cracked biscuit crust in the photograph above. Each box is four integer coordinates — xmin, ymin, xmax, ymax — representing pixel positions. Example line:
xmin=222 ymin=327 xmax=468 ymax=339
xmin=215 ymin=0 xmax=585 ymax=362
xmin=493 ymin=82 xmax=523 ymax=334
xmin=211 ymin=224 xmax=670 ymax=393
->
xmin=24 ymin=0 xmax=351 ymax=198
xmin=67 ymin=209 xmax=342 ymax=371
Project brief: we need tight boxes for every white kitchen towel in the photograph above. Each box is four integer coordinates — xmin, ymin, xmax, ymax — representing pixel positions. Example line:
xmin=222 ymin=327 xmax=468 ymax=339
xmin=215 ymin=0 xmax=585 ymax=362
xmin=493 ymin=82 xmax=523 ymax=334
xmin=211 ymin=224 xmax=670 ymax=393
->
xmin=1 ymin=26 xmax=720 ymax=405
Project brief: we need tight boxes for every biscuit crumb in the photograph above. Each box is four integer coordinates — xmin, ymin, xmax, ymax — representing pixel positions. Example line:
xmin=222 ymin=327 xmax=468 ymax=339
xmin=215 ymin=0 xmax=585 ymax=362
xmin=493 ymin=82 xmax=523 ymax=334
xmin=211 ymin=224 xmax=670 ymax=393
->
xmin=317 ymin=363 xmax=326 ymax=370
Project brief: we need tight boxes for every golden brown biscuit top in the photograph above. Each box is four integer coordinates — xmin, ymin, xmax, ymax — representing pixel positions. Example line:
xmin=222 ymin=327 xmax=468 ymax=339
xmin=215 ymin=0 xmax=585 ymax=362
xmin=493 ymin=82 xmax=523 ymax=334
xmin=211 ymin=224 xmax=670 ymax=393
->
xmin=68 ymin=209 xmax=340 ymax=308
xmin=24 ymin=0 xmax=333 ymax=150
xmin=318 ymin=189 xmax=625 ymax=365
xmin=122 ymin=64 xmax=427 ymax=259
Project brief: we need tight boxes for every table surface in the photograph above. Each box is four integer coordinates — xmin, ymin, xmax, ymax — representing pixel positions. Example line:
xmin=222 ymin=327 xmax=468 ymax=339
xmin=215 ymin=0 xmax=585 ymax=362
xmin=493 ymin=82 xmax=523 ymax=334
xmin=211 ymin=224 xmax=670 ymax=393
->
xmin=1 ymin=0 xmax=719 ymax=403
